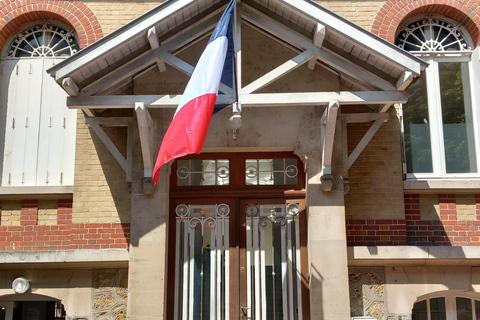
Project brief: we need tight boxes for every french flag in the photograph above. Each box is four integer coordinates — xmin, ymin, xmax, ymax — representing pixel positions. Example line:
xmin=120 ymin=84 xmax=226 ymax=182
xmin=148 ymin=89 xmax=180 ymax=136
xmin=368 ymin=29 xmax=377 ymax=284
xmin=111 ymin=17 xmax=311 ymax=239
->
xmin=153 ymin=0 xmax=236 ymax=184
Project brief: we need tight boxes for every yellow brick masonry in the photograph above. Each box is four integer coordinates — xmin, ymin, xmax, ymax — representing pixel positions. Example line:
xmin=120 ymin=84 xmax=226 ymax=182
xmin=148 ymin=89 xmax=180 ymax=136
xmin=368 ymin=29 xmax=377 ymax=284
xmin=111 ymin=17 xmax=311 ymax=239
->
xmin=0 ymin=201 xmax=21 ymax=226
xmin=345 ymin=107 xmax=405 ymax=220
xmin=73 ymin=111 xmax=131 ymax=224
xmin=38 ymin=200 xmax=60 ymax=226
xmin=83 ymin=1 xmax=386 ymax=37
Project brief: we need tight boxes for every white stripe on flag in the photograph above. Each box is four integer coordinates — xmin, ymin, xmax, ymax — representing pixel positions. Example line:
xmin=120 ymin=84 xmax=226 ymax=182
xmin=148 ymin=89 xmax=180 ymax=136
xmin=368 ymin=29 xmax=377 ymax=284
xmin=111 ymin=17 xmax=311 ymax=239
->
xmin=175 ymin=36 xmax=228 ymax=117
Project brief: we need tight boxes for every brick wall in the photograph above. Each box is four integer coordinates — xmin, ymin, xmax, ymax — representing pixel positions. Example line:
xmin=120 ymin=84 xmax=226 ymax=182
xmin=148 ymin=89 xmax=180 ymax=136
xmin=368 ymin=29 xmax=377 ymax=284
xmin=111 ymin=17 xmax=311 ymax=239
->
xmin=345 ymin=107 xmax=405 ymax=220
xmin=346 ymin=194 xmax=480 ymax=246
xmin=73 ymin=111 xmax=131 ymax=224
xmin=0 ymin=199 xmax=129 ymax=251
xmin=372 ymin=0 xmax=480 ymax=45
xmin=405 ymin=194 xmax=480 ymax=246
xmin=346 ymin=219 xmax=407 ymax=245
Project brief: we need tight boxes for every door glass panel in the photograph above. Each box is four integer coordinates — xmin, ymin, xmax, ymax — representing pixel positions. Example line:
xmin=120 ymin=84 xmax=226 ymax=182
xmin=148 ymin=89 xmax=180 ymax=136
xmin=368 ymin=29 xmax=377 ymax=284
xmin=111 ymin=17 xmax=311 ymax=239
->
xmin=474 ymin=300 xmax=480 ymax=320
xmin=403 ymin=73 xmax=433 ymax=173
xmin=177 ymin=160 xmax=229 ymax=186
xmin=245 ymin=203 xmax=303 ymax=319
xmin=245 ymin=159 xmax=299 ymax=185
xmin=456 ymin=297 xmax=473 ymax=320
xmin=439 ymin=62 xmax=477 ymax=173
xmin=412 ymin=300 xmax=427 ymax=320
xmin=173 ymin=204 xmax=230 ymax=320
xmin=430 ymin=297 xmax=446 ymax=320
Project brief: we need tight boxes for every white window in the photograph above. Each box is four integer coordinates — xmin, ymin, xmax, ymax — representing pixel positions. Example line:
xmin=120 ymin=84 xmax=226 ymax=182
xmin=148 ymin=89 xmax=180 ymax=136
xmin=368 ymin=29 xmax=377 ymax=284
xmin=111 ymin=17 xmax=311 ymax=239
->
xmin=0 ymin=21 xmax=78 ymax=187
xmin=396 ymin=14 xmax=480 ymax=178
xmin=412 ymin=291 xmax=480 ymax=320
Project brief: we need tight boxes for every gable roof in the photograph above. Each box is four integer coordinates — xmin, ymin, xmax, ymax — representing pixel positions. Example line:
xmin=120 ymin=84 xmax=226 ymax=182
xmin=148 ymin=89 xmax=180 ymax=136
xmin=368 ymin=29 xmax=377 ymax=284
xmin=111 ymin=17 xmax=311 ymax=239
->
xmin=47 ymin=0 xmax=427 ymax=108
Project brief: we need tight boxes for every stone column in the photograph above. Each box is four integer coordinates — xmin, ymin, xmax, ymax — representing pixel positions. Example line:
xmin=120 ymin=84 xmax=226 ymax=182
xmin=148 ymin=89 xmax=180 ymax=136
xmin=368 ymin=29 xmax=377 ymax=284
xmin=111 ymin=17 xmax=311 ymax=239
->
xmin=127 ymin=166 xmax=168 ymax=320
xmin=308 ymin=187 xmax=350 ymax=320
xmin=308 ymin=112 xmax=350 ymax=320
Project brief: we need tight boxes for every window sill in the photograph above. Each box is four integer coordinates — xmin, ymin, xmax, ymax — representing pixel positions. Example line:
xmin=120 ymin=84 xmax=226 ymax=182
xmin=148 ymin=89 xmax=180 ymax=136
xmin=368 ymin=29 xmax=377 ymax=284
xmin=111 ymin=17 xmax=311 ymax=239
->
xmin=404 ymin=179 xmax=480 ymax=193
xmin=0 ymin=186 xmax=73 ymax=199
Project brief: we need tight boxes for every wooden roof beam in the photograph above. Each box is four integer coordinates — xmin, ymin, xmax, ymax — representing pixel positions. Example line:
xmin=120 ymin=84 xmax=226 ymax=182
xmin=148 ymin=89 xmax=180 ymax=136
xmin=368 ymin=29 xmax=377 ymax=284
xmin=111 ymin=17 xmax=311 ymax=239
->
xmin=308 ymin=23 xmax=326 ymax=70
xmin=147 ymin=26 xmax=167 ymax=73
xmin=242 ymin=5 xmax=397 ymax=91
xmin=67 ymin=91 xmax=407 ymax=109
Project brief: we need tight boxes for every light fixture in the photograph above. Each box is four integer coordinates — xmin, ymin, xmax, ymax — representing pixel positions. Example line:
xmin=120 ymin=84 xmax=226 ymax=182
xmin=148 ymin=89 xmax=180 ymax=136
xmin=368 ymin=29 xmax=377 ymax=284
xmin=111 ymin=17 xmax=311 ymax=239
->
xmin=227 ymin=114 xmax=242 ymax=140
xmin=12 ymin=277 xmax=30 ymax=294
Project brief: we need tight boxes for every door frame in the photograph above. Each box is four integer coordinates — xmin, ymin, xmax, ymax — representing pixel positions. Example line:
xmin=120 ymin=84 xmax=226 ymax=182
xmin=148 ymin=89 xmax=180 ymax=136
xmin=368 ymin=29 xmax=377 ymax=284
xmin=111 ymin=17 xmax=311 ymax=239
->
xmin=238 ymin=198 xmax=309 ymax=320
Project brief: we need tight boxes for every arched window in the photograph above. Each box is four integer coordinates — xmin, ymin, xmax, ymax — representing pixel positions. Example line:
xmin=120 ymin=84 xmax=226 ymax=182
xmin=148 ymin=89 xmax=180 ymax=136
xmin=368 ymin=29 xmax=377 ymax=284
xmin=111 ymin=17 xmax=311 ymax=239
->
xmin=396 ymin=14 xmax=480 ymax=178
xmin=0 ymin=21 xmax=78 ymax=188
xmin=412 ymin=291 xmax=480 ymax=320
xmin=6 ymin=21 xmax=79 ymax=58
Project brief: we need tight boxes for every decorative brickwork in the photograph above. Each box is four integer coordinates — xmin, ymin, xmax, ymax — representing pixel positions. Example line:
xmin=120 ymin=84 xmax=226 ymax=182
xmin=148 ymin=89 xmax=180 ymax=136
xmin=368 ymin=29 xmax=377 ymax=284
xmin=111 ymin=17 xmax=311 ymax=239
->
xmin=0 ymin=199 xmax=129 ymax=251
xmin=405 ymin=194 xmax=480 ymax=246
xmin=0 ymin=0 xmax=103 ymax=52
xmin=372 ymin=0 xmax=480 ymax=45
xmin=347 ymin=194 xmax=480 ymax=246
xmin=346 ymin=219 xmax=407 ymax=245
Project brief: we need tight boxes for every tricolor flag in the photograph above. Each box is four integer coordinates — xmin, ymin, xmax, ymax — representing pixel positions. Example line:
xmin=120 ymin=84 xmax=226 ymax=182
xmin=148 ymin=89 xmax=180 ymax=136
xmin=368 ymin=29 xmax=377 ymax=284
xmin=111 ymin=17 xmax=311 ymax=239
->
xmin=152 ymin=0 xmax=236 ymax=184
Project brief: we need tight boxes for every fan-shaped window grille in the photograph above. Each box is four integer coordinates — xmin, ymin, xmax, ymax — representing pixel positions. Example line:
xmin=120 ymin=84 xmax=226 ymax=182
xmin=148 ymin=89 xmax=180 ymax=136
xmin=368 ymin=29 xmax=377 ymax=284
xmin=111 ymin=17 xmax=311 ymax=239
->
xmin=395 ymin=15 xmax=471 ymax=52
xmin=7 ymin=21 xmax=79 ymax=58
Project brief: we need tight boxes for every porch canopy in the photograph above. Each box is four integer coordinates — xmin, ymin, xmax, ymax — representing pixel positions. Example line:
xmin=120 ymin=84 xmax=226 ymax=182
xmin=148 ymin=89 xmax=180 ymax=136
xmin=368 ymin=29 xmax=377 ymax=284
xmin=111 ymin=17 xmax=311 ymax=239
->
xmin=46 ymin=0 xmax=428 ymax=188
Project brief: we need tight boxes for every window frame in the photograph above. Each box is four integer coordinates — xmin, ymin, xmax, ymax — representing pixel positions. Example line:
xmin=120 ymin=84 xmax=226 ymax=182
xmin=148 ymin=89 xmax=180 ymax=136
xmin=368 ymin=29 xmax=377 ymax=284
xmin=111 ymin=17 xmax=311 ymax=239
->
xmin=413 ymin=291 xmax=480 ymax=320
xmin=397 ymin=15 xmax=480 ymax=180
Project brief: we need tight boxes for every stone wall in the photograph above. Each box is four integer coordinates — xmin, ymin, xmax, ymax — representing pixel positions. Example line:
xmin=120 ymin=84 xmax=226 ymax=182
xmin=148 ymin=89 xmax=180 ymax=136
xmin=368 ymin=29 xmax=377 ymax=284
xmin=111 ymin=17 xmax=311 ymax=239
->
xmin=349 ymin=267 xmax=388 ymax=320
xmin=92 ymin=269 xmax=128 ymax=320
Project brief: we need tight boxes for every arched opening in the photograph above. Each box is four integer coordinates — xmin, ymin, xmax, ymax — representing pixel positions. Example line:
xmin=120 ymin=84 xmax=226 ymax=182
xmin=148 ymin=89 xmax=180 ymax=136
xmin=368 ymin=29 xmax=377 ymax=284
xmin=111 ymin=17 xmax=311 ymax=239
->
xmin=0 ymin=294 xmax=65 ymax=320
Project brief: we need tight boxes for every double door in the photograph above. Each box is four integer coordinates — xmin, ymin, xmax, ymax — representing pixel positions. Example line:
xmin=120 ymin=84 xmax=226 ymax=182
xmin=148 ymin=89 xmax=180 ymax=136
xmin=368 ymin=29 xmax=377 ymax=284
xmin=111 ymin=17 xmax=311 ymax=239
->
xmin=167 ymin=198 xmax=308 ymax=320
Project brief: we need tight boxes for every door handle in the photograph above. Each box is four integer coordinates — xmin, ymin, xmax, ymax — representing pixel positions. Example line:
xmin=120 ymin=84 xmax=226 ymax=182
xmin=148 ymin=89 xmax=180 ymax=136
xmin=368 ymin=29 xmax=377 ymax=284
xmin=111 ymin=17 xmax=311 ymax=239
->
xmin=240 ymin=306 xmax=249 ymax=318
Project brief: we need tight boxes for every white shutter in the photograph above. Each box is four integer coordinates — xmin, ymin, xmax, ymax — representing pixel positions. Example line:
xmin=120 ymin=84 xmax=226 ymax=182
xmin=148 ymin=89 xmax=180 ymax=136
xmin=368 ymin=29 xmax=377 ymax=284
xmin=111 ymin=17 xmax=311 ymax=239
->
xmin=37 ymin=59 xmax=76 ymax=186
xmin=0 ymin=58 xmax=76 ymax=187
xmin=1 ymin=59 xmax=43 ymax=186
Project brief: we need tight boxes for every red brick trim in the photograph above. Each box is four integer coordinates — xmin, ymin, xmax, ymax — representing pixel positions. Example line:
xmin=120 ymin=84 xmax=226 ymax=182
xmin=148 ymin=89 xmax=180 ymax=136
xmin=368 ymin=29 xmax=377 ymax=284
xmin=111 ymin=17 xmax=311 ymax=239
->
xmin=20 ymin=200 xmax=38 ymax=226
xmin=0 ymin=0 xmax=103 ymax=52
xmin=372 ymin=1 xmax=480 ymax=45
xmin=0 ymin=199 xmax=129 ymax=251
xmin=346 ymin=219 xmax=407 ymax=246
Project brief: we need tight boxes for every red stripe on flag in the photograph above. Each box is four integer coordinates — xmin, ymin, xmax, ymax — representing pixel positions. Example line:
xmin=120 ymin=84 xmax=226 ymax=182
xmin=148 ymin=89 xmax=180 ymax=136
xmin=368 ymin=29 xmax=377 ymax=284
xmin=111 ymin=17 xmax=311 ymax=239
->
xmin=153 ymin=93 xmax=217 ymax=184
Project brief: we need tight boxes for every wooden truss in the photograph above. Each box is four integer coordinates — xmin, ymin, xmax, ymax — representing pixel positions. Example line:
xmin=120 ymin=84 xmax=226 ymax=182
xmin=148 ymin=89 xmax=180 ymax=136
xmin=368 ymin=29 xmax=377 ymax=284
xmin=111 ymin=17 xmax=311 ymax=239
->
xmin=67 ymin=2 xmax=418 ymax=193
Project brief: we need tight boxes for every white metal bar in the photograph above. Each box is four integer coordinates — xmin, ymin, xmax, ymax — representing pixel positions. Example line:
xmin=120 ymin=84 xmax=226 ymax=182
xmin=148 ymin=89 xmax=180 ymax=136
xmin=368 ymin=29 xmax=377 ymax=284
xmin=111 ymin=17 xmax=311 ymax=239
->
xmin=260 ymin=224 xmax=267 ymax=320
xmin=211 ymin=222 xmax=217 ymax=320
xmin=281 ymin=220 xmax=288 ymax=319
xmin=225 ymin=218 xmax=230 ymax=319
xmin=182 ymin=221 xmax=189 ymax=320
xmin=188 ymin=224 xmax=195 ymax=320
xmin=294 ymin=217 xmax=303 ymax=320
xmin=287 ymin=220 xmax=294 ymax=319
xmin=216 ymin=218 xmax=222 ymax=319
xmin=174 ymin=219 xmax=182 ymax=320
xmin=246 ymin=218 xmax=252 ymax=319
xmin=254 ymin=218 xmax=261 ymax=320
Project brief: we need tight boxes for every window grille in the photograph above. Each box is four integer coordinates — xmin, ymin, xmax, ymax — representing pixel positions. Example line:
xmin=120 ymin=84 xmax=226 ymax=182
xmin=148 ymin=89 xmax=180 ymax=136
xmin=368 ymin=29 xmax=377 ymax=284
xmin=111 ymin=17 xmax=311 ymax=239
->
xmin=7 ymin=21 xmax=79 ymax=58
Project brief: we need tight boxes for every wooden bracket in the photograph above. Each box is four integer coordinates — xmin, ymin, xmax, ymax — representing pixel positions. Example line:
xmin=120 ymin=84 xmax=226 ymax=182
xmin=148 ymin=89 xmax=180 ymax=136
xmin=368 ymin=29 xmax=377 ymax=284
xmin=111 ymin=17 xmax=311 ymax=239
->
xmin=320 ymin=100 xmax=339 ymax=191
xmin=308 ymin=23 xmax=325 ymax=70
xmin=135 ymin=102 xmax=155 ymax=194
xmin=396 ymin=71 xmax=414 ymax=91
xmin=85 ymin=117 xmax=133 ymax=186
xmin=147 ymin=26 xmax=167 ymax=73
